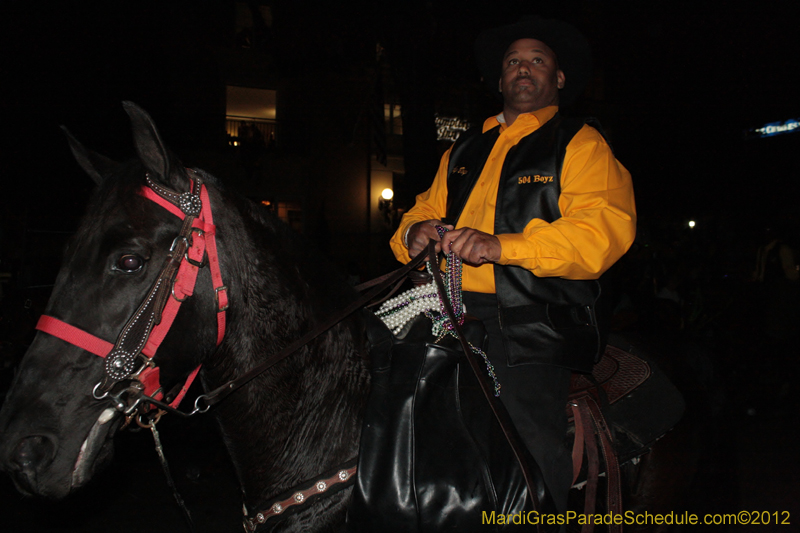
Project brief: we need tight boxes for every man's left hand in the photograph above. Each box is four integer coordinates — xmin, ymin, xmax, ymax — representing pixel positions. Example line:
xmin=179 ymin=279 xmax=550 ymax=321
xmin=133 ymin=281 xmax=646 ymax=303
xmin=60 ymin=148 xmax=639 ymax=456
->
xmin=441 ymin=227 xmax=501 ymax=265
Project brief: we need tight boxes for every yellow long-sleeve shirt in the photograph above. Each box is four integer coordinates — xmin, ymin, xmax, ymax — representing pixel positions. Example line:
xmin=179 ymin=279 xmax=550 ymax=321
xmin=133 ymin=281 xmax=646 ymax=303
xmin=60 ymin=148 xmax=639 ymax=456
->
xmin=390 ymin=106 xmax=636 ymax=293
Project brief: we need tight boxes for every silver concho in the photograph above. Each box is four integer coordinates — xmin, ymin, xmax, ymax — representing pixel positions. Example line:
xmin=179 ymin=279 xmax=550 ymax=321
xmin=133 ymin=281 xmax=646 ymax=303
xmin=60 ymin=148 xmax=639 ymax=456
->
xmin=316 ymin=481 xmax=327 ymax=492
xmin=271 ymin=503 xmax=284 ymax=514
xmin=293 ymin=492 xmax=305 ymax=503
xmin=105 ymin=349 xmax=137 ymax=381
xmin=338 ymin=469 xmax=349 ymax=481
xmin=179 ymin=192 xmax=202 ymax=216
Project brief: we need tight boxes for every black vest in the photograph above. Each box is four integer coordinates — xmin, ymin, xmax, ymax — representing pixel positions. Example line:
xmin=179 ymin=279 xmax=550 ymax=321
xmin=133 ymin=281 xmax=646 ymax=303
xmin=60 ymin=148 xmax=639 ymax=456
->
xmin=445 ymin=114 xmax=608 ymax=372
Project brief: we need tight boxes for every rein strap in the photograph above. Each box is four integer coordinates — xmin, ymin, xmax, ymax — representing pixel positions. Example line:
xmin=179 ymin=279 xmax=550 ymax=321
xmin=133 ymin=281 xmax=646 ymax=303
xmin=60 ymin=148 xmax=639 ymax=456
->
xmin=192 ymin=246 xmax=432 ymax=413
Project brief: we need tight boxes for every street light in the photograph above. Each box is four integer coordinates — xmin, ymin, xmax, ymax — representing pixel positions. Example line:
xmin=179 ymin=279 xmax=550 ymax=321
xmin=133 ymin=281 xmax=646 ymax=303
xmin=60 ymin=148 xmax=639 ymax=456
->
xmin=379 ymin=188 xmax=396 ymax=226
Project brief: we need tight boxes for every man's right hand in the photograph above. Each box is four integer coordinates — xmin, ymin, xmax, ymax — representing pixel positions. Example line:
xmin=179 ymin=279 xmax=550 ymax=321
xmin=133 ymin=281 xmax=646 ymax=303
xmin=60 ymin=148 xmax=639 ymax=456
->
xmin=406 ymin=220 xmax=454 ymax=259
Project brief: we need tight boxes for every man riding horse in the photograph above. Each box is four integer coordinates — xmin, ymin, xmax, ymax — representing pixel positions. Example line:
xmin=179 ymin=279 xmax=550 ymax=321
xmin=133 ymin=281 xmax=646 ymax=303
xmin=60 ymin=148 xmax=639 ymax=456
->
xmin=390 ymin=16 xmax=636 ymax=514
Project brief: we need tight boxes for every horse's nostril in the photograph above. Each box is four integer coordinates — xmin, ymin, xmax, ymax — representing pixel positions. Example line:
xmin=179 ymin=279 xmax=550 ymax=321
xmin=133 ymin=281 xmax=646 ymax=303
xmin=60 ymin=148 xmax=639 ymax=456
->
xmin=12 ymin=435 xmax=56 ymax=472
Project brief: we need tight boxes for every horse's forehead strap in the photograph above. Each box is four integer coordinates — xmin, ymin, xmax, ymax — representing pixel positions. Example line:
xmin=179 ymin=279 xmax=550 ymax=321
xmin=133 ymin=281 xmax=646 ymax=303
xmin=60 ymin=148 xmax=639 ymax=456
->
xmin=144 ymin=169 xmax=203 ymax=218
xmin=142 ymin=171 xmax=202 ymax=219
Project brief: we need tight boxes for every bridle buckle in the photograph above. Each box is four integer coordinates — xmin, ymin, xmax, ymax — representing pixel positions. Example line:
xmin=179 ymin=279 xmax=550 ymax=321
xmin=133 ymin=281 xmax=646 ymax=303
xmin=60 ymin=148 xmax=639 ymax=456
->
xmin=216 ymin=286 xmax=229 ymax=312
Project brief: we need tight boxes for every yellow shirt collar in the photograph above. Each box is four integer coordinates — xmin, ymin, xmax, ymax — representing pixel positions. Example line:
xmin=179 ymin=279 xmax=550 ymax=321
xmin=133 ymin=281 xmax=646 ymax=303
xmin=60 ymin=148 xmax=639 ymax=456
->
xmin=483 ymin=106 xmax=559 ymax=133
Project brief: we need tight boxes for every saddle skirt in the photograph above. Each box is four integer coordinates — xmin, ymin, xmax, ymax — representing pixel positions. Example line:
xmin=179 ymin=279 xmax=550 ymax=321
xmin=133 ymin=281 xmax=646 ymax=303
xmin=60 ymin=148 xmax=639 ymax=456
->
xmin=568 ymin=334 xmax=685 ymax=467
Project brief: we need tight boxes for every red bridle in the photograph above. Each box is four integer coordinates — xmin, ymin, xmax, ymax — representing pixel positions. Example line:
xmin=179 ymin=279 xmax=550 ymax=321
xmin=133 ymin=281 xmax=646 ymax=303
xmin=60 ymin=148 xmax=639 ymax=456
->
xmin=35 ymin=170 xmax=227 ymax=411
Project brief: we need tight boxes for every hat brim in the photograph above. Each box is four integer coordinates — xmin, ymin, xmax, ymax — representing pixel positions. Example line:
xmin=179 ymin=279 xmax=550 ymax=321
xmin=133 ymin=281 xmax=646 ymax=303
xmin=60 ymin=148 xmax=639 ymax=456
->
xmin=474 ymin=17 xmax=592 ymax=107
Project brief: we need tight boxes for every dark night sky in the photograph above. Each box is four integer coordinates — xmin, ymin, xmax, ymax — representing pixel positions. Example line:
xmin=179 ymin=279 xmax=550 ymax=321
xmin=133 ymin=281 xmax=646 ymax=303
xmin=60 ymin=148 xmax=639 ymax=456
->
xmin=2 ymin=0 xmax=800 ymax=252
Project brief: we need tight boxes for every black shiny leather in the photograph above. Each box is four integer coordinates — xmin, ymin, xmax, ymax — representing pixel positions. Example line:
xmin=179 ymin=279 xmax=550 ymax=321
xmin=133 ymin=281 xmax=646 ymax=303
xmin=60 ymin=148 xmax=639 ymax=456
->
xmin=349 ymin=316 xmax=556 ymax=531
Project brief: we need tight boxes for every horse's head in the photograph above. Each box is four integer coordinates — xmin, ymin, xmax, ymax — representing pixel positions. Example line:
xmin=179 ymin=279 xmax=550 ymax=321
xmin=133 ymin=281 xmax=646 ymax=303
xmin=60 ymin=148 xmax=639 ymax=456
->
xmin=0 ymin=103 xmax=223 ymax=498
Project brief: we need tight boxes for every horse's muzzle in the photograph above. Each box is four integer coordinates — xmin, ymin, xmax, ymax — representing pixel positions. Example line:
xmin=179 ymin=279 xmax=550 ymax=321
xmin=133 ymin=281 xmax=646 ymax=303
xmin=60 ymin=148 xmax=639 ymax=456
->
xmin=5 ymin=434 xmax=58 ymax=496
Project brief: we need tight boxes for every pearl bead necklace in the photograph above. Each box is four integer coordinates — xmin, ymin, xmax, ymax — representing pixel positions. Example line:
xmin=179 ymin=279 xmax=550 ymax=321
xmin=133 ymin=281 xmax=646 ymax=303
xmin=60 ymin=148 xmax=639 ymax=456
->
xmin=374 ymin=281 xmax=439 ymax=335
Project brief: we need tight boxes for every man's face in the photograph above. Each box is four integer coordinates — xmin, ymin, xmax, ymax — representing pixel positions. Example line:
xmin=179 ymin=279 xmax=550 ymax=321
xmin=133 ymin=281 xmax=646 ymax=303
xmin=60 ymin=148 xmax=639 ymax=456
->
xmin=499 ymin=38 xmax=565 ymax=119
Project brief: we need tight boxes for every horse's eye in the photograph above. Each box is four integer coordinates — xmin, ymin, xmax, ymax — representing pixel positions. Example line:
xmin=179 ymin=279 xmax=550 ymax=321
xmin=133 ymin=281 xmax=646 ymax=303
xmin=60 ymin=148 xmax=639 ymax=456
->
xmin=115 ymin=254 xmax=145 ymax=273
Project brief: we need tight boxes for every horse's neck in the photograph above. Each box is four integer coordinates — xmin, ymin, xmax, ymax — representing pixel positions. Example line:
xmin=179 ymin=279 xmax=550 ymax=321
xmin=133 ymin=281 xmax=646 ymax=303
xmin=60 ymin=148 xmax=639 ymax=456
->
xmin=206 ymin=198 xmax=369 ymax=505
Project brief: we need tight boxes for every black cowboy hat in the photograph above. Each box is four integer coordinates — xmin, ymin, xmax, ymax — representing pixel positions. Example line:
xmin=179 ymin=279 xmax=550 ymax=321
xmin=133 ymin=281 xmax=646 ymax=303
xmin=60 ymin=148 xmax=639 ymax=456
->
xmin=474 ymin=16 xmax=592 ymax=107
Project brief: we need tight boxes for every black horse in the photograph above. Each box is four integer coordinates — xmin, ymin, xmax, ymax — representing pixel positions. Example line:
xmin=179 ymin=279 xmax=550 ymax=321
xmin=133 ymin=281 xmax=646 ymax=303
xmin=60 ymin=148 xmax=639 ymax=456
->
xmin=0 ymin=102 xmax=371 ymax=531
xmin=0 ymin=103 xmax=699 ymax=532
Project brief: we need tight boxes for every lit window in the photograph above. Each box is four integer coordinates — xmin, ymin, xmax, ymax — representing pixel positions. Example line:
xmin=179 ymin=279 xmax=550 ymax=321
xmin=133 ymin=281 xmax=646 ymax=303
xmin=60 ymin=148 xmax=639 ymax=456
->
xmin=226 ymin=86 xmax=277 ymax=147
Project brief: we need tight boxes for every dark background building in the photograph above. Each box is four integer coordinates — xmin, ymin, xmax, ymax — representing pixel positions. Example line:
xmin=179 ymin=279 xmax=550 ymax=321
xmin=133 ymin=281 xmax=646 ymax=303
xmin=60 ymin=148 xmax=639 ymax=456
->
xmin=2 ymin=1 xmax=799 ymax=278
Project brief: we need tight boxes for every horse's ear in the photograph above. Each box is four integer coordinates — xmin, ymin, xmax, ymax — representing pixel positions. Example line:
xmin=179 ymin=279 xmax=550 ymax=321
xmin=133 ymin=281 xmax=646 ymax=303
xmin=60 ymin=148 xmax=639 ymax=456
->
xmin=123 ymin=101 xmax=183 ymax=189
xmin=61 ymin=126 xmax=119 ymax=185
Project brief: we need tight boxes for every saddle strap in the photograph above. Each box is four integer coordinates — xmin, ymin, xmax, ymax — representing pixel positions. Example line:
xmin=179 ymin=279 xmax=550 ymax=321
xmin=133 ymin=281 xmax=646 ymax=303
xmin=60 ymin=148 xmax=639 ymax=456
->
xmin=571 ymin=395 xmax=622 ymax=533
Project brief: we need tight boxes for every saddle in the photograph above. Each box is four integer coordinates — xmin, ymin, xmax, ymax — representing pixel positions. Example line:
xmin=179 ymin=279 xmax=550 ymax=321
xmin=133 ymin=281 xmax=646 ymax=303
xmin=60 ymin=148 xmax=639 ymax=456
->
xmin=352 ymin=315 xmax=552 ymax=532
xmin=353 ymin=312 xmax=684 ymax=533
xmin=565 ymin=337 xmax=685 ymax=532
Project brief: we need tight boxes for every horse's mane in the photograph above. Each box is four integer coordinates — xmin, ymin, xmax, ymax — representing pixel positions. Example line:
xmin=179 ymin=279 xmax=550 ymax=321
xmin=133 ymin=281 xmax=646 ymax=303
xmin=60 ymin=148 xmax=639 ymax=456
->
xmin=234 ymin=187 xmax=359 ymax=317
xmin=175 ymin=169 xmax=370 ymax=509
